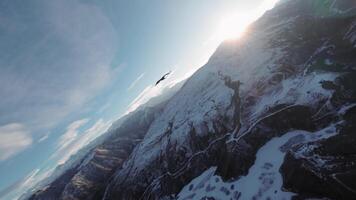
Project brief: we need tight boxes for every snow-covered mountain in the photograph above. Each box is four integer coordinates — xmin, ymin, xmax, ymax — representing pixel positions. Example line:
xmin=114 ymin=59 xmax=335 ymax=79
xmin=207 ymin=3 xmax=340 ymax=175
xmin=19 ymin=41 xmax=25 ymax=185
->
xmin=28 ymin=0 xmax=356 ymax=199
xmin=25 ymin=83 xmax=183 ymax=200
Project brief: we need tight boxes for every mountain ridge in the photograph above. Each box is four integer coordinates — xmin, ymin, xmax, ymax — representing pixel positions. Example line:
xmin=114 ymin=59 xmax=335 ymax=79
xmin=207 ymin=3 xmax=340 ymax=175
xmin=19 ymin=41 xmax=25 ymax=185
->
xmin=28 ymin=0 xmax=356 ymax=199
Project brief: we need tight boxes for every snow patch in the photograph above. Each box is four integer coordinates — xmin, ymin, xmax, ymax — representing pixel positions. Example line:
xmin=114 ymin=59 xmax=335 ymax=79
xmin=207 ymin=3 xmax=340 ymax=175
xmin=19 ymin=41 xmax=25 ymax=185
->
xmin=177 ymin=131 xmax=310 ymax=200
xmin=338 ymin=103 xmax=356 ymax=115
xmin=251 ymin=73 xmax=336 ymax=120
xmin=344 ymin=21 xmax=356 ymax=47
xmin=293 ymin=124 xmax=339 ymax=163
xmin=178 ymin=124 xmax=340 ymax=200
xmin=324 ymin=58 xmax=333 ymax=66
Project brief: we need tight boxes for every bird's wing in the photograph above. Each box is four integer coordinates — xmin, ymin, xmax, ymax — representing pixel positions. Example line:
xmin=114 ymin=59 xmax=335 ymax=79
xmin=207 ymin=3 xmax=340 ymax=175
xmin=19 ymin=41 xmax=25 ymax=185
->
xmin=163 ymin=72 xmax=171 ymax=78
xmin=155 ymin=78 xmax=163 ymax=85
xmin=155 ymin=71 xmax=171 ymax=86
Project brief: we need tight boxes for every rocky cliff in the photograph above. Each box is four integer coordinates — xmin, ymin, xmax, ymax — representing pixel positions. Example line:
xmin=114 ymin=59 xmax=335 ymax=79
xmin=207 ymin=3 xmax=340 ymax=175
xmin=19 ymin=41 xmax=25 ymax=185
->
xmin=28 ymin=102 xmax=169 ymax=200
xmin=29 ymin=0 xmax=356 ymax=199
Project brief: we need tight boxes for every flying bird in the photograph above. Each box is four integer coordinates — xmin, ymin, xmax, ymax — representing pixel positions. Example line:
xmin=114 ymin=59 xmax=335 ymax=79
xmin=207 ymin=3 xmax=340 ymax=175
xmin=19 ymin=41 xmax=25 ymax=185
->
xmin=155 ymin=71 xmax=171 ymax=86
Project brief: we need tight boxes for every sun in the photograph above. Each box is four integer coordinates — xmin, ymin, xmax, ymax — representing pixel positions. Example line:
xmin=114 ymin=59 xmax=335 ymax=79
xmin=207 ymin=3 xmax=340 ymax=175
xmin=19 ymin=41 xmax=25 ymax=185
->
xmin=212 ymin=0 xmax=280 ymax=42
xmin=215 ymin=14 xmax=252 ymax=41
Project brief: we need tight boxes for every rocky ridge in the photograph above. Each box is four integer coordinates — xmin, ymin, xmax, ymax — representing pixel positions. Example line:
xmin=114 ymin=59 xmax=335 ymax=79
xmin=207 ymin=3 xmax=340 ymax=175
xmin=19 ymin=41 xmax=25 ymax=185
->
xmin=28 ymin=0 xmax=356 ymax=199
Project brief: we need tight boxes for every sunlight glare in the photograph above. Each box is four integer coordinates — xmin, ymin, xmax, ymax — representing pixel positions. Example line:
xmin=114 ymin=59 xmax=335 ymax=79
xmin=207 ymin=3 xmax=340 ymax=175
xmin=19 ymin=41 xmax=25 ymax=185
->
xmin=213 ymin=0 xmax=280 ymax=42
xmin=216 ymin=14 xmax=252 ymax=40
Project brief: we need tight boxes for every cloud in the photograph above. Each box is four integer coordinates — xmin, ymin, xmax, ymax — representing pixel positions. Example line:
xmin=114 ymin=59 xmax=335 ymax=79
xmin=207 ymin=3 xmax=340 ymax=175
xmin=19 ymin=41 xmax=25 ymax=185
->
xmin=37 ymin=132 xmax=50 ymax=143
xmin=1 ymin=119 xmax=104 ymax=200
xmin=20 ymin=169 xmax=41 ymax=190
xmin=4 ymin=118 xmax=112 ymax=200
xmin=0 ymin=123 xmax=33 ymax=161
xmin=0 ymin=0 xmax=119 ymax=134
xmin=58 ymin=119 xmax=90 ymax=148
xmin=126 ymin=73 xmax=184 ymax=114
xmin=126 ymin=82 xmax=169 ymax=114
xmin=0 ymin=167 xmax=52 ymax=200
xmin=51 ymin=118 xmax=89 ymax=162
xmin=0 ymin=175 xmax=24 ymax=199
xmin=52 ymin=118 xmax=111 ymax=165
xmin=0 ymin=168 xmax=38 ymax=199
xmin=126 ymin=68 xmax=186 ymax=114
xmin=126 ymin=85 xmax=158 ymax=113
xmin=127 ymin=73 xmax=145 ymax=91
xmin=60 ymin=119 xmax=111 ymax=164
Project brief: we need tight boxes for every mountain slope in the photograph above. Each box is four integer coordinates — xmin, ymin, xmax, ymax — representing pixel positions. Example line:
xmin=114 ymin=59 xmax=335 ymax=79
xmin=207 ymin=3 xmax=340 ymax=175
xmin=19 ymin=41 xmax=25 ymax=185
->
xmin=29 ymin=0 xmax=356 ymax=199
xmin=102 ymin=0 xmax=356 ymax=199
xmin=27 ymin=83 xmax=183 ymax=200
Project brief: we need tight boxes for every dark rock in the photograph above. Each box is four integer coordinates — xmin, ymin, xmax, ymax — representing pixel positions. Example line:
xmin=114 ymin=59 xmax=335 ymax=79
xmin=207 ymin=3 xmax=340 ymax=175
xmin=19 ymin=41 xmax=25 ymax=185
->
xmin=27 ymin=1 xmax=356 ymax=200
xmin=29 ymin=104 xmax=167 ymax=200
xmin=281 ymin=107 xmax=356 ymax=199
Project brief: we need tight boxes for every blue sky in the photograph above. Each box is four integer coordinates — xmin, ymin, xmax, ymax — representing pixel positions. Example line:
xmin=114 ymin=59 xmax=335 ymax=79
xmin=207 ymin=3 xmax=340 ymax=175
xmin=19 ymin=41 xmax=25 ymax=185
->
xmin=0 ymin=0 xmax=277 ymax=198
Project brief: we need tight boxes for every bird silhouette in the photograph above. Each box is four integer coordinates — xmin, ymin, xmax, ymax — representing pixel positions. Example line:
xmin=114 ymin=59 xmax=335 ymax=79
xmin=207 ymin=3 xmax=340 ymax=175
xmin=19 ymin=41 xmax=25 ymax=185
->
xmin=155 ymin=71 xmax=171 ymax=86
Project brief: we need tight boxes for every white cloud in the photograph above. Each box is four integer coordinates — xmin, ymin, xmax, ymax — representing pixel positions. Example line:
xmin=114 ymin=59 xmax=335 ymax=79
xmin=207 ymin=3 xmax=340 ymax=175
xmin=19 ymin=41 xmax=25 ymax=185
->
xmin=7 ymin=118 xmax=112 ymax=200
xmin=0 ymin=167 xmax=53 ymax=200
xmin=21 ymin=168 xmax=41 ymax=189
xmin=127 ymin=73 xmax=145 ymax=91
xmin=52 ymin=118 xmax=111 ymax=165
xmin=37 ymin=132 xmax=50 ymax=143
xmin=126 ymin=73 xmax=184 ymax=114
xmin=58 ymin=119 xmax=90 ymax=148
xmin=0 ymin=0 xmax=119 ymax=133
xmin=127 ymin=68 xmax=190 ymax=114
xmin=0 ymin=123 xmax=32 ymax=161
xmin=126 ymin=85 xmax=159 ymax=113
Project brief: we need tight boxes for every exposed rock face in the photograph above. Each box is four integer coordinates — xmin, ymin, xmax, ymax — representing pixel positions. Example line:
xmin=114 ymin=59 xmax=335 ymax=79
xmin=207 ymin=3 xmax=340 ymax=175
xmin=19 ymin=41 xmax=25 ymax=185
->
xmin=281 ymin=105 xmax=356 ymax=200
xmin=29 ymin=168 xmax=79 ymax=200
xmin=28 ymin=0 xmax=356 ymax=199
xmin=101 ymin=1 xmax=355 ymax=199
xmin=29 ymin=104 xmax=167 ymax=200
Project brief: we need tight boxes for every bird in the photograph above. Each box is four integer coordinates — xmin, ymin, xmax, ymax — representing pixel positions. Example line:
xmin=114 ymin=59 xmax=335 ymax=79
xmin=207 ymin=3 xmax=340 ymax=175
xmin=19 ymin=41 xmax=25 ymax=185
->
xmin=155 ymin=71 xmax=171 ymax=86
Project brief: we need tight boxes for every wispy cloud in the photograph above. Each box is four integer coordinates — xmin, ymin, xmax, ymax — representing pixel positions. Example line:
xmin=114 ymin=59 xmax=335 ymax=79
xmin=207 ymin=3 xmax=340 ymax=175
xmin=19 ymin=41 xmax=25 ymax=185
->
xmin=58 ymin=119 xmax=111 ymax=165
xmin=37 ymin=132 xmax=50 ymax=143
xmin=0 ymin=167 xmax=52 ymax=200
xmin=0 ymin=0 xmax=119 ymax=142
xmin=0 ymin=168 xmax=38 ymax=199
xmin=127 ymin=73 xmax=145 ymax=91
xmin=0 ymin=0 xmax=120 ymax=197
xmin=10 ymin=118 xmax=113 ymax=200
xmin=126 ymin=85 xmax=157 ymax=113
xmin=58 ymin=119 xmax=90 ymax=149
xmin=0 ymin=123 xmax=32 ymax=161
xmin=126 ymin=72 xmax=184 ymax=114
xmin=51 ymin=118 xmax=111 ymax=165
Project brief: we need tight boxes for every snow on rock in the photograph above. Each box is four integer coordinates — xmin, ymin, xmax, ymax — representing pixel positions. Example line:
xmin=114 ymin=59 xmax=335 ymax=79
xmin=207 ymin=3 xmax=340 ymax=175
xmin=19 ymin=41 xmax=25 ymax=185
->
xmin=123 ymin=71 xmax=236 ymax=171
xmin=328 ymin=0 xmax=356 ymax=15
xmin=28 ymin=0 xmax=356 ymax=199
xmin=177 ymin=125 xmax=339 ymax=200
xmin=280 ymin=110 xmax=356 ymax=199
xmin=177 ymin=131 xmax=303 ymax=200
xmin=102 ymin=1 xmax=356 ymax=198
xmin=291 ymin=124 xmax=339 ymax=164
xmin=105 ymin=27 xmax=289 ymax=195
xmin=251 ymin=72 xmax=336 ymax=121
xmin=344 ymin=20 xmax=356 ymax=47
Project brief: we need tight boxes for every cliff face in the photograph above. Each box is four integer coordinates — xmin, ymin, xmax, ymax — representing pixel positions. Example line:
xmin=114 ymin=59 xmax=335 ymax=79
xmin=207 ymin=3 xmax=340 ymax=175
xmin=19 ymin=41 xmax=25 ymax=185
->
xmin=29 ymin=103 xmax=168 ymax=200
xmin=281 ymin=105 xmax=356 ymax=200
xmin=29 ymin=0 xmax=356 ymax=199
xmin=102 ymin=0 xmax=356 ymax=199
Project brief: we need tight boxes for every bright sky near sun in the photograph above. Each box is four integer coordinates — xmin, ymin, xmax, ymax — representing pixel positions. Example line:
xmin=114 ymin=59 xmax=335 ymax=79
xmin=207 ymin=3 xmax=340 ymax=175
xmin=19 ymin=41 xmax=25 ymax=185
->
xmin=212 ymin=0 xmax=279 ymax=42
xmin=0 ymin=0 xmax=279 ymax=199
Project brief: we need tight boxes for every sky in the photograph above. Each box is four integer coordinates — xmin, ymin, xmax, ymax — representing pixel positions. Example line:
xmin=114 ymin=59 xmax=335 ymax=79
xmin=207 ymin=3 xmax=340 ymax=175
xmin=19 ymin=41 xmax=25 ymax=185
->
xmin=0 ymin=0 xmax=279 ymax=199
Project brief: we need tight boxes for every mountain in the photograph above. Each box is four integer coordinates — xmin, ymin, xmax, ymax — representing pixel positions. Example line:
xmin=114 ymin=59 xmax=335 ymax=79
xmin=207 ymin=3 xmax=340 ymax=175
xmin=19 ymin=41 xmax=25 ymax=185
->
xmin=28 ymin=0 xmax=356 ymax=199
xmin=24 ymin=83 xmax=183 ymax=200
